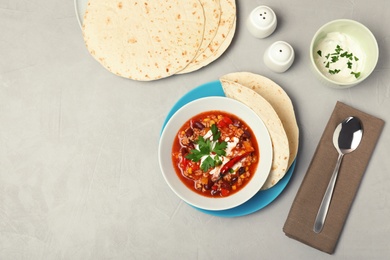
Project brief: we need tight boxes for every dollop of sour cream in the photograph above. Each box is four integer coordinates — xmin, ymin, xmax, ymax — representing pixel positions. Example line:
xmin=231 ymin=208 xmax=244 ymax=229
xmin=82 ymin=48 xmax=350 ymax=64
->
xmin=315 ymin=32 xmax=365 ymax=83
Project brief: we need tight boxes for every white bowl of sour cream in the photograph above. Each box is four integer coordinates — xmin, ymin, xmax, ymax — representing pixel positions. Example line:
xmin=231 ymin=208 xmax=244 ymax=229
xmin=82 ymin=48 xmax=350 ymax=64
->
xmin=310 ymin=19 xmax=378 ymax=88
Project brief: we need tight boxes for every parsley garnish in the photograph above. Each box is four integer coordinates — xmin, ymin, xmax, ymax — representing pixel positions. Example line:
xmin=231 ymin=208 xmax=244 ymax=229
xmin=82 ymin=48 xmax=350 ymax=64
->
xmin=351 ymin=71 xmax=361 ymax=79
xmin=214 ymin=155 xmax=222 ymax=166
xmin=317 ymin=45 xmax=361 ymax=79
xmin=185 ymin=124 xmax=228 ymax=172
xmin=201 ymin=156 xmax=216 ymax=172
xmin=210 ymin=124 xmax=220 ymax=141
xmin=213 ymin=141 xmax=228 ymax=156
xmin=331 ymin=55 xmax=339 ymax=63
xmin=329 ymin=69 xmax=341 ymax=75
xmin=335 ymin=45 xmax=342 ymax=53
xmin=185 ymin=136 xmax=211 ymax=162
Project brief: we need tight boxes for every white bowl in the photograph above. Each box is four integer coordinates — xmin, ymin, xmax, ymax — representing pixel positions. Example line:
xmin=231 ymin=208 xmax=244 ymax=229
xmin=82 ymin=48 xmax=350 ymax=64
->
xmin=310 ymin=19 xmax=378 ymax=88
xmin=158 ymin=96 xmax=273 ymax=211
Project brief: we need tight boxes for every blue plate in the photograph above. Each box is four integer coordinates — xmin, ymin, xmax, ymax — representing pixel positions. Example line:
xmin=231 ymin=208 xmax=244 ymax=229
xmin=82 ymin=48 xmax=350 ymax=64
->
xmin=161 ymin=80 xmax=296 ymax=217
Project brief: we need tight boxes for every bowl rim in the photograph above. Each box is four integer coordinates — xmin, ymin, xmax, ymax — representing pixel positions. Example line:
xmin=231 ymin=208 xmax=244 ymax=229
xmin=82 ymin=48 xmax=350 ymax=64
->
xmin=310 ymin=18 xmax=379 ymax=86
xmin=158 ymin=96 xmax=273 ymax=211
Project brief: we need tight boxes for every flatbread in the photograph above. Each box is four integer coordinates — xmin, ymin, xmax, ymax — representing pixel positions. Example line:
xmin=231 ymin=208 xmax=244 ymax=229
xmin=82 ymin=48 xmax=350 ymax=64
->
xmin=220 ymin=72 xmax=299 ymax=168
xmin=221 ymin=80 xmax=290 ymax=190
xmin=178 ymin=0 xmax=236 ymax=74
xmin=191 ymin=0 xmax=221 ymax=62
xmin=82 ymin=0 xmax=205 ymax=81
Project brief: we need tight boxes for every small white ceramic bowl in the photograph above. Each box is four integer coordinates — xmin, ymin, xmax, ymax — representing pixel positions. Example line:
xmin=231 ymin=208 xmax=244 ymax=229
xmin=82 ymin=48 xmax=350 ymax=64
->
xmin=158 ymin=96 xmax=273 ymax=211
xmin=310 ymin=19 xmax=378 ymax=88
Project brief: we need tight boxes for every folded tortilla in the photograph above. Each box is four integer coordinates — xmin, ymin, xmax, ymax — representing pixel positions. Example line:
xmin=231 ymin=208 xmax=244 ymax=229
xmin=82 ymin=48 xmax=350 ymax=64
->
xmin=220 ymin=72 xmax=299 ymax=168
xmin=221 ymin=80 xmax=290 ymax=190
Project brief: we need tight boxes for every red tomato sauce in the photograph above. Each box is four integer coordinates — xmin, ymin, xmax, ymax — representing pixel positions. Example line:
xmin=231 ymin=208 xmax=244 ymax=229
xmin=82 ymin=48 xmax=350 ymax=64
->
xmin=171 ymin=110 xmax=259 ymax=198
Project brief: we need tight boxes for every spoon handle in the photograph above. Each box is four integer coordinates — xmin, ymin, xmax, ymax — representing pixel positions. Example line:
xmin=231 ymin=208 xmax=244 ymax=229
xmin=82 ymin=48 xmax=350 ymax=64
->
xmin=313 ymin=153 xmax=344 ymax=233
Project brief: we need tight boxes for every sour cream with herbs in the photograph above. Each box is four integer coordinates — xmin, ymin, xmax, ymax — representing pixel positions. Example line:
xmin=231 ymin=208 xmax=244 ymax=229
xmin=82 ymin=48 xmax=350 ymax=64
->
xmin=315 ymin=32 xmax=365 ymax=83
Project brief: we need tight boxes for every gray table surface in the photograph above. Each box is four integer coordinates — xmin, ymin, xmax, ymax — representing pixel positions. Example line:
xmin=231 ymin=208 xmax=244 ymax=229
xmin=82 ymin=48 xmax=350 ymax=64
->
xmin=1 ymin=0 xmax=389 ymax=259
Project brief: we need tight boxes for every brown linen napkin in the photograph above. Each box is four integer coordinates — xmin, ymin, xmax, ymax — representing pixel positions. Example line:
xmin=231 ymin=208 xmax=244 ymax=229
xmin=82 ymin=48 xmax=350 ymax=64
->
xmin=283 ymin=101 xmax=384 ymax=254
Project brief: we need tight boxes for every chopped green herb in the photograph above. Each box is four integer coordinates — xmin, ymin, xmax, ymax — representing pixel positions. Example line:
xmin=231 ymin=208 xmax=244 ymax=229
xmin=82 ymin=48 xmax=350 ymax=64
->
xmin=213 ymin=141 xmax=227 ymax=156
xmin=185 ymin=124 xmax=228 ymax=172
xmin=329 ymin=69 xmax=341 ymax=75
xmin=331 ymin=56 xmax=339 ymax=63
xmin=317 ymin=45 xmax=361 ymax=78
xmin=335 ymin=45 xmax=343 ymax=53
xmin=210 ymin=124 xmax=220 ymax=141
xmin=214 ymin=155 xmax=222 ymax=166
xmin=351 ymin=71 xmax=361 ymax=78
xmin=201 ymin=156 xmax=215 ymax=172
xmin=186 ymin=137 xmax=210 ymax=162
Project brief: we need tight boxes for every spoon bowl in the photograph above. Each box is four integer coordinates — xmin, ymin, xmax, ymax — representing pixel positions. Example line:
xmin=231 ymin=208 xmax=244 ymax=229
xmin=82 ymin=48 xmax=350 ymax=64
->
xmin=314 ymin=116 xmax=363 ymax=233
xmin=335 ymin=117 xmax=364 ymax=154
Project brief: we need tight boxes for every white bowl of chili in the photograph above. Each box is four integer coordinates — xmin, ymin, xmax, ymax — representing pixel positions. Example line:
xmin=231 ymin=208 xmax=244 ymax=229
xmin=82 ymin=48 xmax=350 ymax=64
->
xmin=158 ymin=96 xmax=273 ymax=211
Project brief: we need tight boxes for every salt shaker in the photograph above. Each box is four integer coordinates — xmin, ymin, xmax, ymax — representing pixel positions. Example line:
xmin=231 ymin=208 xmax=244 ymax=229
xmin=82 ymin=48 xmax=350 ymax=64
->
xmin=263 ymin=41 xmax=295 ymax=73
xmin=246 ymin=6 xmax=277 ymax=38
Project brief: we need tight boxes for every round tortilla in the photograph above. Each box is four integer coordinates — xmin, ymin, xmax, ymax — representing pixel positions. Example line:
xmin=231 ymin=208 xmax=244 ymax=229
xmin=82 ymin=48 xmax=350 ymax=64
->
xmin=82 ymin=0 xmax=205 ymax=81
xmin=191 ymin=0 xmax=221 ymax=62
xmin=221 ymin=80 xmax=290 ymax=190
xmin=178 ymin=0 xmax=236 ymax=74
xmin=220 ymin=72 xmax=299 ymax=168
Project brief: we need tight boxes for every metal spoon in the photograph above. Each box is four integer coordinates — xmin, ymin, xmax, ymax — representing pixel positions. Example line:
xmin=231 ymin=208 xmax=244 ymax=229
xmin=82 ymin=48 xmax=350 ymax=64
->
xmin=313 ymin=116 xmax=363 ymax=233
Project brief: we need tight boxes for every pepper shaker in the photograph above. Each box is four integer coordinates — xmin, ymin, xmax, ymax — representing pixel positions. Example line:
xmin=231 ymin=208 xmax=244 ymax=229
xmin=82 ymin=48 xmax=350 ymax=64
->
xmin=263 ymin=41 xmax=295 ymax=73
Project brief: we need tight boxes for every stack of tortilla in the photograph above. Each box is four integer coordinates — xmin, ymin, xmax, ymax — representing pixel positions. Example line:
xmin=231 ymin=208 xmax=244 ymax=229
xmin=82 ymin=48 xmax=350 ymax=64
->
xmin=220 ymin=72 xmax=299 ymax=190
xmin=82 ymin=0 xmax=236 ymax=81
